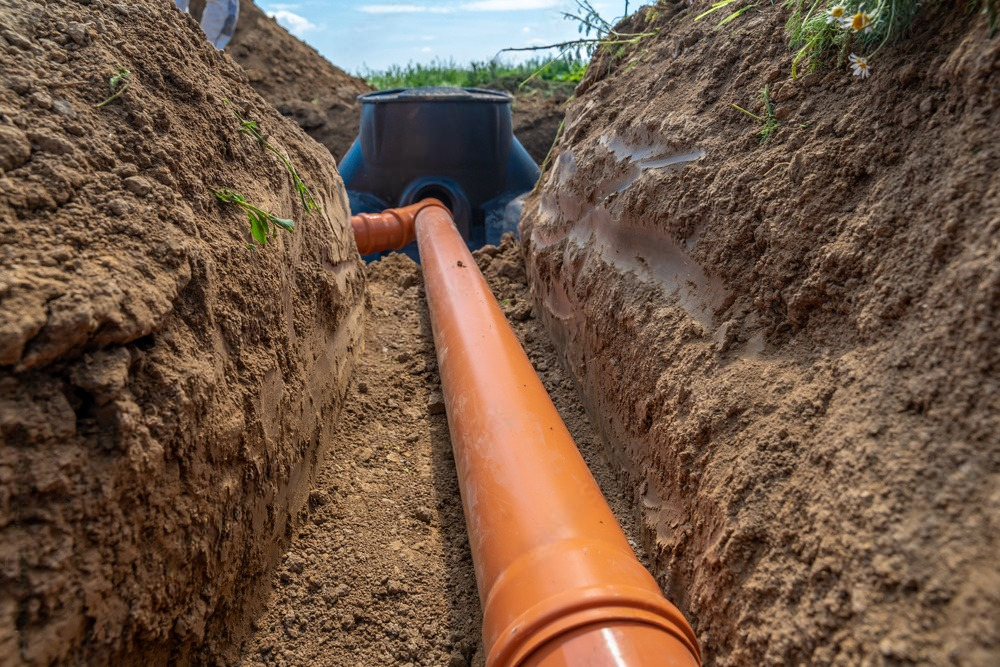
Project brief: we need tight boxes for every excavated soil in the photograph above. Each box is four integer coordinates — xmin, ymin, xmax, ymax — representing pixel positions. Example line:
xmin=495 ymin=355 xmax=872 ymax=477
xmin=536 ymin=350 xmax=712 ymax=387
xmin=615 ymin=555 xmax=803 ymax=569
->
xmin=239 ymin=238 xmax=648 ymax=666
xmin=226 ymin=0 xmax=373 ymax=162
xmin=523 ymin=3 xmax=999 ymax=666
xmin=0 ymin=0 xmax=363 ymax=664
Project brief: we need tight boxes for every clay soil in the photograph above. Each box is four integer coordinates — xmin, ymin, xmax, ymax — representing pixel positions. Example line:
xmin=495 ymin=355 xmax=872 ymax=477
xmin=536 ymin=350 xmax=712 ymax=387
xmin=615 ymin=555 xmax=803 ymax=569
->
xmin=0 ymin=0 xmax=363 ymax=664
xmin=522 ymin=3 xmax=999 ymax=666
xmin=239 ymin=238 xmax=647 ymax=666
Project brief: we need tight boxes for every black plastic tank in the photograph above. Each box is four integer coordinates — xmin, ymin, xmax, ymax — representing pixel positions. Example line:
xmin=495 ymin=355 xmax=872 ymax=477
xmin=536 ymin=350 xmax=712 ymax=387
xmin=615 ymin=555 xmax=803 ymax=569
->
xmin=339 ymin=87 xmax=540 ymax=257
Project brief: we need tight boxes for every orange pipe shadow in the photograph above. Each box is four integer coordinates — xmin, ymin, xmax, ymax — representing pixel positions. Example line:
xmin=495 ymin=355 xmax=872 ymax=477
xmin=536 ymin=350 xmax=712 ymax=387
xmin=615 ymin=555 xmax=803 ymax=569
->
xmin=351 ymin=202 xmax=702 ymax=667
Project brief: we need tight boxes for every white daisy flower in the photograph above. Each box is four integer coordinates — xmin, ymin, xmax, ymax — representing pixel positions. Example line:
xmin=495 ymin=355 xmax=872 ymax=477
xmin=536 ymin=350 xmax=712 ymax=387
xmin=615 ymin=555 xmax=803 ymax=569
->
xmin=843 ymin=9 xmax=876 ymax=33
xmin=849 ymin=53 xmax=872 ymax=79
xmin=827 ymin=5 xmax=847 ymax=24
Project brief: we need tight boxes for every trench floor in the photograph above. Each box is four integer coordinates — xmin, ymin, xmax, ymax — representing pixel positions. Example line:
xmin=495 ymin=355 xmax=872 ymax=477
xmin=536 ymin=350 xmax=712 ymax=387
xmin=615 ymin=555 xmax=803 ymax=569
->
xmin=239 ymin=238 xmax=645 ymax=666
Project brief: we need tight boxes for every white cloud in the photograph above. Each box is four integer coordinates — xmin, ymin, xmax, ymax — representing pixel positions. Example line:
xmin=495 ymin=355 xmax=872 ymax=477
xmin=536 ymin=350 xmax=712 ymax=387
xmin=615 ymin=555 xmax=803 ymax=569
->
xmin=462 ymin=0 xmax=560 ymax=9
xmin=521 ymin=25 xmax=532 ymax=33
xmin=358 ymin=0 xmax=559 ymax=13
xmin=420 ymin=46 xmax=434 ymax=52
xmin=358 ymin=4 xmax=454 ymax=13
xmin=267 ymin=9 xmax=320 ymax=36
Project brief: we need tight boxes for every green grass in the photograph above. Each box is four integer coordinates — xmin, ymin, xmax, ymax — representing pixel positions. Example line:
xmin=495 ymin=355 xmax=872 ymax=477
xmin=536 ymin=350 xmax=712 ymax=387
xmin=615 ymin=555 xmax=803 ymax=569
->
xmin=225 ymin=99 xmax=319 ymax=214
xmin=785 ymin=0 xmax=998 ymax=77
xmin=213 ymin=188 xmax=294 ymax=248
xmin=94 ymin=67 xmax=131 ymax=108
xmin=733 ymin=85 xmax=779 ymax=143
xmin=358 ymin=56 xmax=587 ymax=92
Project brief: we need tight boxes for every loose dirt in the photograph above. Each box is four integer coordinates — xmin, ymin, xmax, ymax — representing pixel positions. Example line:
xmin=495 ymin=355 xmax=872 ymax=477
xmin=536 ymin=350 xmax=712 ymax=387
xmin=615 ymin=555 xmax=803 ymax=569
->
xmin=240 ymin=237 xmax=647 ymax=666
xmin=0 ymin=0 xmax=363 ymax=664
xmin=226 ymin=0 xmax=372 ymax=162
xmin=522 ymin=4 xmax=999 ymax=666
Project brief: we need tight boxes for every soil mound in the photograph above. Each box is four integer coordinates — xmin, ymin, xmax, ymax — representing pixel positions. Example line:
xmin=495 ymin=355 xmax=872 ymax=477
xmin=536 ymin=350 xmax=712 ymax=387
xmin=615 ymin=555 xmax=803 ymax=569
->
xmin=226 ymin=0 xmax=372 ymax=162
xmin=522 ymin=5 xmax=999 ymax=665
xmin=0 ymin=0 xmax=363 ymax=664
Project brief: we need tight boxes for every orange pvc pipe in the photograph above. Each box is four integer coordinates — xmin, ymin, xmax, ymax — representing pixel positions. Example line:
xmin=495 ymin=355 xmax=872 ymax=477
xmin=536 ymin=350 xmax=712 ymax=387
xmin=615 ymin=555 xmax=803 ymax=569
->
xmin=350 ymin=198 xmax=447 ymax=255
xmin=356 ymin=202 xmax=701 ymax=667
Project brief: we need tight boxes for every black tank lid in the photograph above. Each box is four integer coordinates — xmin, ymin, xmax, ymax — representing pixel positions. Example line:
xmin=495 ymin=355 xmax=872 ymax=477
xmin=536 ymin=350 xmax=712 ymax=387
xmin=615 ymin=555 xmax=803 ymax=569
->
xmin=359 ymin=87 xmax=512 ymax=104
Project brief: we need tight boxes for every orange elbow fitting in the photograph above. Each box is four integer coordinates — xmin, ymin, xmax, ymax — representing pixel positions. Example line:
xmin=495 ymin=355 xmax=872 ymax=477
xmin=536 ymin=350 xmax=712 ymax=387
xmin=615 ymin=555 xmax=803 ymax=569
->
xmin=409 ymin=203 xmax=702 ymax=667
xmin=350 ymin=198 xmax=448 ymax=255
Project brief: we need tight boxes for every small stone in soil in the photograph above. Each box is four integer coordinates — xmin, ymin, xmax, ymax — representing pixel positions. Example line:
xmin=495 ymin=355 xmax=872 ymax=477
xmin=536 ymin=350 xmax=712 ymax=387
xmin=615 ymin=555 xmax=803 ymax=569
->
xmin=426 ymin=393 xmax=446 ymax=415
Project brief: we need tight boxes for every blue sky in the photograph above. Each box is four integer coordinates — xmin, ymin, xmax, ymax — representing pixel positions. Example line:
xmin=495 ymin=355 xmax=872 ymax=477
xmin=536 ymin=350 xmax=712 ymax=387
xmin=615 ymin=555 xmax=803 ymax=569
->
xmin=256 ymin=1 xmax=628 ymax=73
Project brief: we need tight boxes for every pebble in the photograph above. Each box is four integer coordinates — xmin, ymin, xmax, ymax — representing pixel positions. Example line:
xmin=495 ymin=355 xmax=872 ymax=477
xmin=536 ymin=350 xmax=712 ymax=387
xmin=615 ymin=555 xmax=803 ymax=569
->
xmin=124 ymin=175 xmax=153 ymax=197
xmin=2 ymin=30 xmax=32 ymax=50
xmin=29 ymin=92 xmax=52 ymax=110
xmin=414 ymin=506 xmax=433 ymax=524
xmin=0 ymin=125 xmax=31 ymax=172
xmin=426 ymin=393 xmax=446 ymax=415
xmin=29 ymin=132 xmax=73 ymax=155
xmin=511 ymin=302 xmax=533 ymax=321
xmin=285 ymin=554 xmax=306 ymax=574
xmin=52 ymin=98 xmax=76 ymax=117
xmin=65 ymin=22 xmax=91 ymax=46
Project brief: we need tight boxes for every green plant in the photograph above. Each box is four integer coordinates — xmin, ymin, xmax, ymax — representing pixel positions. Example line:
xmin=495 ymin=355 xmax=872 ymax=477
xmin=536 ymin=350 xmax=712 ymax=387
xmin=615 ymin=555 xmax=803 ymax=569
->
xmin=732 ymin=85 xmax=779 ymax=142
xmin=214 ymin=188 xmax=294 ymax=247
xmin=785 ymin=0 xmax=997 ymax=78
xmin=695 ymin=0 xmax=763 ymax=27
xmin=983 ymin=0 xmax=999 ymax=36
xmin=358 ymin=56 xmax=585 ymax=92
xmin=94 ymin=67 xmax=131 ymax=108
xmin=498 ymin=1 xmax=655 ymax=71
xmin=225 ymin=100 xmax=319 ymax=214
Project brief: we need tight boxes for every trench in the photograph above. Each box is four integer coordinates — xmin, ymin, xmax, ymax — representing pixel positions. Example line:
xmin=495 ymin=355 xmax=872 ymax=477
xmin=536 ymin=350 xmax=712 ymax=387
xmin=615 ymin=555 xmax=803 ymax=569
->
xmin=239 ymin=240 xmax=647 ymax=667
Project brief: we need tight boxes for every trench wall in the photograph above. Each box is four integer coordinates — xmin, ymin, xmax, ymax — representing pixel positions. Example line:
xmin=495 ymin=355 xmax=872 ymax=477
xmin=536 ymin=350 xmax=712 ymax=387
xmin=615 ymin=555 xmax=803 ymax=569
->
xmin=0 ymin=0 xmax=364 ymax=663
xmin=522 ymin=5 xmax=1000 ymax=665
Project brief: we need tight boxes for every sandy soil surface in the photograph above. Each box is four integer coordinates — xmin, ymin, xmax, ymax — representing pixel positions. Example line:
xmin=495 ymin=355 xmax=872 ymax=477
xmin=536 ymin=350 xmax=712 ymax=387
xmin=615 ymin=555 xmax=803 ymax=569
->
xmin=226 ymin=0 xmax=372 ymax=162
xmin=239 ymin=238 xmax=647 ymax=666
xmin=0 ymin=0 xmax=363 ymax=663
xmin=522 ymin=4 xmax=999 ymax=665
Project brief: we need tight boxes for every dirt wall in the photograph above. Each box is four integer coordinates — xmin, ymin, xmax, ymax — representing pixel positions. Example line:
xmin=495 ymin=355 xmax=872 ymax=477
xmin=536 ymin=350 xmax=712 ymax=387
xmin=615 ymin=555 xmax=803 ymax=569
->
xmin=226 ymin=0 xmax=372 ymax=162
xmin=522 ymin=4 xmax=999 ymax=665
xmin=0 ymin=0 xmax=364 ymax=664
